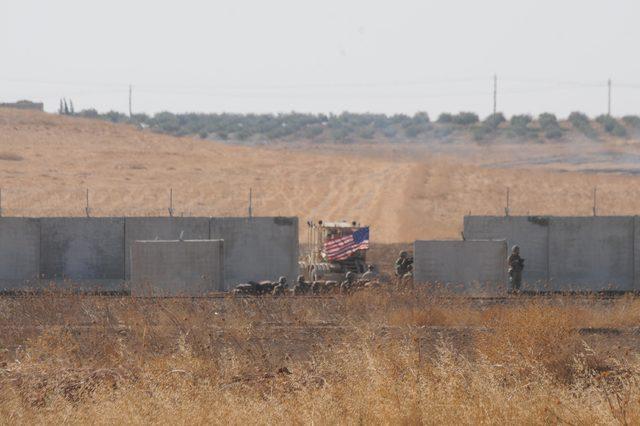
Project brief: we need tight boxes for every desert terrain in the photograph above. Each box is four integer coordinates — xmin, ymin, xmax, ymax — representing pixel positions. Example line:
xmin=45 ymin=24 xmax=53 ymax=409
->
xmin=2 ymin=108 xmax=640 ymax=243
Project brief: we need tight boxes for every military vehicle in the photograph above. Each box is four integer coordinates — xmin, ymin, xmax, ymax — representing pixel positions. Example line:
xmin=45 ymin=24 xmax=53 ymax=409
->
xmin=299 ymin=220 xmax=370 ymax=282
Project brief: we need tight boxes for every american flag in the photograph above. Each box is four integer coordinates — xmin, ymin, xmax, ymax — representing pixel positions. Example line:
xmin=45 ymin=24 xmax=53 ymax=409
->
xmin=323 ymin=227 xmax=369 ymax=261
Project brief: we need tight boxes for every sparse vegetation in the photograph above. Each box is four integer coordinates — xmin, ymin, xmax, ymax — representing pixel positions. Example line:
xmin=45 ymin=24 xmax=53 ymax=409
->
xmin=437 ymin=112 xmax=454 ymax=123
xmin=2 ymin=290 xmax=640 ymax=423
xmin=69 ymin=108 xmax=640 ymax=145
xmin=568 ymin=111 xmax=598 ymax=139
xmin=483 ymin=112 xmax=506 ymax=129
xmin=597 ymin=114 xmax=628 ymax=138
xmin=509 ymin=114 xmax=533 ymax=138
xmin=452 ymin=111 xmax=479 ymax=126
xmin=538 ymin=112 xmax=563 ymax=139
xmin=622 ymin=115 xmax=640 ymax=128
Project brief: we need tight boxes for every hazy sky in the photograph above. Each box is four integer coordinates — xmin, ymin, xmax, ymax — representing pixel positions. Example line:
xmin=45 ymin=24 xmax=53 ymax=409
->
xmin=1 ymin=0 xmax=639 ymax=117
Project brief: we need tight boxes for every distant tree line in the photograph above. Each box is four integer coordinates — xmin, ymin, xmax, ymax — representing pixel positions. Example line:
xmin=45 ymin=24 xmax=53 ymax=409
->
xmin=70 ymin=108 xmax=640 ymax=143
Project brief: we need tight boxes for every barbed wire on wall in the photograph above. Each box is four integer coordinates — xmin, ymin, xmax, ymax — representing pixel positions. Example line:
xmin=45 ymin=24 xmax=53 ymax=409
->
xmin=0 ymin=185 xmax=633 ymax=219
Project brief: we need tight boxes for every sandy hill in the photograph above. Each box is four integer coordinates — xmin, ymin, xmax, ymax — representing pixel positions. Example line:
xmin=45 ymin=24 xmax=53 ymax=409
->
xmin=3 ymin=108 xmax=640 ymax=243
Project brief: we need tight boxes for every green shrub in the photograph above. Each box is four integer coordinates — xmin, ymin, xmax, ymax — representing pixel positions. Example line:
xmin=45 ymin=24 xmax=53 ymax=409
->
xmin=508 ymin=115 xmax=534 ymax=138
xmin=359 ymin=128 xmax=376 ymax=140
xmin=331 ymin=126 xmax=353 ymax=141
xmin=452 ymin=112 xmax=479 ymax=125
xmin=304 ymin=125 xmax=324 ymax=139
xmin=510 ymin=114 xmax=532 ymax=127
xmin=568 ymin=111 xmax=597 ymax=139
xmin=104 ymin=110 xmax=129 ymax=124
xmin=412 ymin=111 xmax=430 ymax=124
xmin=404 ymin=124 xmax=428 ymax=138
xmin=622 ymin=115 xmax=640 ymax=128
xmin=483 ymin=112 xmax=506 ymax=129
xmin=78 ymin=109 xmax=99 ymax=119
xmin=472 ymin=125 xmax=492 ymax=141
xmin=568 ymin=111 xmax=589 ymax=127
xmin=381 ymin=125 xmax=398 ymax=138
xmin=538 ymin=113 xmax=558 ymax=129
xmin=509 ymin=115 xmax=532 ymax=137
xmin=596 ymin=115 xmax=627 ymax=137
xmin=437 ymin=113 xmax=454 ymax=123
xmin=537 ymin=113 xmax=563 ymax=139
xmin=433 ymin=125 xmax=453 ymax=139
xmin=544 ymin=127 xmax=563 ymax=139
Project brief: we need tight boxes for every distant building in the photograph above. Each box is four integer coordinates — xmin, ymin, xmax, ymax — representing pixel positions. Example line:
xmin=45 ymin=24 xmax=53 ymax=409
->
xmin=0 ymin=100 xmax=44 ymax=111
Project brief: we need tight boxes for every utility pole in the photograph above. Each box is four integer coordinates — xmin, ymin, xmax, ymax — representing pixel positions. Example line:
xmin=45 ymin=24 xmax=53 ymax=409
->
xmin=128 ymin=84 xmax=133 ymax=118
xmin=85 ymin=188 xmax=91 ymax=217
xmin=607 ymin=78 xmax=612 ymax=116
xmin=168 ymin=188 xmax=174 ymax=217
xmin=248 ymin=188 xmax=253 ymax=218
xmin=493 ymin=74 xmax=497 ymax=115
xmin=592 ymin=187 xmax=597 ymax=216
xmin=505 ymin=187 xmax=510 ymax=217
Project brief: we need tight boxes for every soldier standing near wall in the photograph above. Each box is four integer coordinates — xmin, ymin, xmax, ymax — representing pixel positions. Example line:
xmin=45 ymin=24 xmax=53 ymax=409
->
xmin=508 ymin=245 xmax=524 ymax=292
xmin=395 ymin=251 xmax=413 ymax=277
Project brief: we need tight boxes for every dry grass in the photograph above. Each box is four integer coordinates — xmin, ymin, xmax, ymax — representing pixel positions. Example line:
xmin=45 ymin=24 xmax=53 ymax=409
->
xmin=2 ymin=290 xmax=640 ymax=424
xmin=5 ymin=109 xmax=640 ymax=242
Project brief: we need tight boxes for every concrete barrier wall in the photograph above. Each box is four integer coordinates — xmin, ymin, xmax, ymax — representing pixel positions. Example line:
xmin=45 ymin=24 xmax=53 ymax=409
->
xmin=210 ymin=217 xmax=299 ymax=289
xmin=465 ymin=216 xmax=638 ymax=291
xmin=414 ymin=240 xmax=508 ymax=295
xmin=123 ymin=217 xmax=210 ymax=279
xmin=463 ymin=216 xmax=549 ymax=287
xmin=0 ymin=216 xmax=298 ymax=292
xmin=39 ymin=218 xmax=125 ymax=290
xmin=548 ymin=217 xmax=634 ymax=291
xmin=0 ymin=218 xmax=40 ymax=289
xmin=131 ymin=239 xmax=224 ymax=296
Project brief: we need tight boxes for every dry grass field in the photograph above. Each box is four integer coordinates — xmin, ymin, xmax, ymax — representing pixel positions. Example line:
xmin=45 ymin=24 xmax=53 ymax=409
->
xmin=4 ymin=109 xmax=640 ymax=424
xmin=2 ymin=290 xmax=640 ymax=424
xmin=4 ymin=109 xmax=640 ymax=242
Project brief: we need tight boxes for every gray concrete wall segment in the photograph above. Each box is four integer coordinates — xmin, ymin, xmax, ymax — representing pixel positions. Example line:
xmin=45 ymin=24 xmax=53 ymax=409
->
xmin=123 ymin=217 xmax=210 ymax=279
xmin=39 ymin=217 xmax=125 ymax=281
xmin=463 ymin=216 xmax=549 ymax=287
xmin=414 ymin=240 xmax=508 ymax=295
xmin=130 ymin=239 xmax=224 ymax=296
xmin=0 ymin=218 xmax=40 ymax=289
xmin=548 ymin=216 xmax=634 ymax=291
xmin=210 ymin=217 xmax=299 ymax=289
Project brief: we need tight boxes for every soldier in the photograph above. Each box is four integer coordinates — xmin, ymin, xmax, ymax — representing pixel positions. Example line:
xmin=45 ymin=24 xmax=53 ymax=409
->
xmin=293 ymin=275 xmax=310 ymax=295
xmin=361 ymin=264 xmax=377 ymax=282
xmin=272 ymin=276 xmax=288 ymax=296
xmin=508 ymin=245 xmax=524 ymax=292
xmin=395 ymin=251 xmax=413 ymax=277
xmin=340 ymin=271 xmax=356 ymax=294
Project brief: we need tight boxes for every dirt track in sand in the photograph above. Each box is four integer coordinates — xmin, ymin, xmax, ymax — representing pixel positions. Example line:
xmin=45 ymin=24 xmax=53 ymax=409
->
xmin=3 ymin=108 xmax=640 ymax=242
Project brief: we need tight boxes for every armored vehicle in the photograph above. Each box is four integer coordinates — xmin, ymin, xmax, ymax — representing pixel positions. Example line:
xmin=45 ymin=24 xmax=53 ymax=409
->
xmin=299 ymin=220 xmax=370 ymax=282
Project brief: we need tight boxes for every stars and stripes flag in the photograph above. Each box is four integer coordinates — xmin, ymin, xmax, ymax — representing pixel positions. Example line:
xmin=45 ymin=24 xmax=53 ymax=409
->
xmin=323 ymin=227 xmax=369 ymax=261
